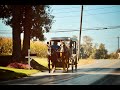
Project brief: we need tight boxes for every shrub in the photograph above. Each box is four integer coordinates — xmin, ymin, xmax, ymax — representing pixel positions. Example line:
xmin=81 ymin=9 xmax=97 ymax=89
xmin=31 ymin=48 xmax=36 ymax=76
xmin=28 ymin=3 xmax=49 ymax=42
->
xmin=7 ymin=62 xmax=32 ymax=69
xmin=108 ymin=52 xmax=118 ymax=59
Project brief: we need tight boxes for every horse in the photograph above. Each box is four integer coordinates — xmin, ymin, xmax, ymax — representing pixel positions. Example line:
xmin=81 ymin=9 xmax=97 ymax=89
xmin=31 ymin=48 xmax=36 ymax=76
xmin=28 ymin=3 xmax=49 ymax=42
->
xmin=47 ymin=42 xmax=71 ymax=73
xmin=47 ymin=46 xmax=58 ymax=73
xmin=59 ymin=42 xmax=71 ymax=72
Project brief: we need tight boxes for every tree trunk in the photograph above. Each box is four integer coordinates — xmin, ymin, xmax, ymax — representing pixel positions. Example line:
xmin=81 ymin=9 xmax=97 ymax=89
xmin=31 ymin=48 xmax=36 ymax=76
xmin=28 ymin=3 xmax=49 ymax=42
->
xmin=12 ymin=6 xmax=21 ymax=62
xmin=22 ymin=6 xmax=32 ymax=62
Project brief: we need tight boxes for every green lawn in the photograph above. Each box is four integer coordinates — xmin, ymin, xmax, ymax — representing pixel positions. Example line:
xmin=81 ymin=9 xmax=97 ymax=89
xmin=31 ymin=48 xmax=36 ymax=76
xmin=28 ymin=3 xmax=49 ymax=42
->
xmin=0 ymin=66 xmax=39 ymax=81
xmin=0 ymin=66 xmax=39 ymax=75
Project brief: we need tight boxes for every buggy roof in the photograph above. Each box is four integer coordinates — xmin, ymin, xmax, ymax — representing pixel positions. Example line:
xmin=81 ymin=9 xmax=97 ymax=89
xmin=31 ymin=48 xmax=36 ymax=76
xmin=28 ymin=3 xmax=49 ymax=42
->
xmin=50 ymin=37 xmax=77 ymax=41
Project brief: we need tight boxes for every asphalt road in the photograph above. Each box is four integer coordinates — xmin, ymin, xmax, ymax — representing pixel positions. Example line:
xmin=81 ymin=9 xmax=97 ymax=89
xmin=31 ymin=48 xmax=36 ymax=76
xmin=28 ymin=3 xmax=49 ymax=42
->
xmin=1 ymin=59 xmax=120 ymax=85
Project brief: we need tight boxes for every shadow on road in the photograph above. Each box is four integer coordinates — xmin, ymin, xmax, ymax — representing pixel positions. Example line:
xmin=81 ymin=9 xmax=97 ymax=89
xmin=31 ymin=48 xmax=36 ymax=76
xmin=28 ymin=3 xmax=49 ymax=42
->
xmin=89 ymin=68 xmax=120 ymax=85
xmin=76 ymin=68 xmax=120 ymax=72
xmin=90 ymin=74 xmax=120 ymax=85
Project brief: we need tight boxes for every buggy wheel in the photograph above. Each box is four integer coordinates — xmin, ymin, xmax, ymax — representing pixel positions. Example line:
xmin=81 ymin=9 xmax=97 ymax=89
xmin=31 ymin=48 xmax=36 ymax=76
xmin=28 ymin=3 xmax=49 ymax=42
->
xmin=71 ymin=58 xmax=74 ymax=72
xmin=75 ymin=57 xmax=77 ymax=71
xmin=75 ymin=64 xmax=77 ymax=71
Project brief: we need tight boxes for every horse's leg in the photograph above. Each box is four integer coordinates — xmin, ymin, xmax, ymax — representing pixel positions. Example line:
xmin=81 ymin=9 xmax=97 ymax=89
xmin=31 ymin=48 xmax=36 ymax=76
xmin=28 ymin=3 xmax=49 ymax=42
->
xmin=62 ymin=53 xmax=64 ymax=71
xmin=66 ymin=57 xmax=69 ymax=72
xmin=47 ymin=55 xmax=51 ymax=73
xmin=65 ymin=56 xmax=69 ymax=72
xmin=53 ymin=53 xmax=58 ymax=72
xmin=62 ymin=53 xmax=66 ymax=72
xmin=62 ymin=61 xmax=66 ymax=72
xmin=50 ymin=55 xmax=54 ymax=73
xmin=48 ymin=59 xmax=51 ymax=73
xmin=51 ymin=62 xmax=55 ymax=73
xmin=51 ymin=54 xmax=57 ymax=73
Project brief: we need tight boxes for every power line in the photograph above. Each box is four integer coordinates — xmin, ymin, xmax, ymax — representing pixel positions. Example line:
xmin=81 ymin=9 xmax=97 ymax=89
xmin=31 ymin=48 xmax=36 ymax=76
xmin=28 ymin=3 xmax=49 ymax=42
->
xmin=52 ymin=5 xmax=118 ymax=11
xmin=0 ymin=25 xmax=120 ymax=33
xmin=55 ymin=10 xmax=120 ymax=18
xmin=52 ymin=5 xmax=118 ymax=14
xmin=0 ymin=32 xmax=11 ymax=34
xmin=0 ymin=30 xmax=12 ymax=32
xmin=0 ymin=30 xmax=12 ymax=34
xmin=85 ymin=10 xmax=120 ymax=16
xmin=49 ymin=25 xmax=120 ymax=33
xmin=0 ymin=29 xmax=12 ymax=31
xmin=84 ymin=5 xmax=118 ymax=11
xmin=52 ymin=6 xmax=81 ymax=11
xmin=56 ymin=25 xmax=120 ymax=30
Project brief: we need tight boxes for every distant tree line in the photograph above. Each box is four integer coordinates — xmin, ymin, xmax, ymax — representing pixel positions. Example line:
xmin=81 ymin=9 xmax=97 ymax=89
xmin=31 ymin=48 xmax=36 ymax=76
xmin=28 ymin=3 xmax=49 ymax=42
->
xmin=72 ymin=35 xmax=119 ymax=59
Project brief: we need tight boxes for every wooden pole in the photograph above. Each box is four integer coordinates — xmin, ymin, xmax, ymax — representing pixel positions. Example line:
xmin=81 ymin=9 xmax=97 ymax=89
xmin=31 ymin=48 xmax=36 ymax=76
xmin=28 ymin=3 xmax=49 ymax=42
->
xmin=77 ymin=5 xmax=83 ymax=61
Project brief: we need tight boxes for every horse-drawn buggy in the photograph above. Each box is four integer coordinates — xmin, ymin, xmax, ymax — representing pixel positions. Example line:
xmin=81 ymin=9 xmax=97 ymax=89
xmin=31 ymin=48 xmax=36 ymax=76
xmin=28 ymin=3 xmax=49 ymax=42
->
xmin=47 ymin=37 xmax=78 ymax=73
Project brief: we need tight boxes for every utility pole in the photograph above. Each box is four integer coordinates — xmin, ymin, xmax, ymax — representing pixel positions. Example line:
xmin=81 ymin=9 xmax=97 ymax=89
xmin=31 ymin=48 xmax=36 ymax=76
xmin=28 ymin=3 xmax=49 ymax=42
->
xmin=117 ymin=36 xmax=120 ymax=51
xmin=77 ymin=5 xmax=83 ymax=61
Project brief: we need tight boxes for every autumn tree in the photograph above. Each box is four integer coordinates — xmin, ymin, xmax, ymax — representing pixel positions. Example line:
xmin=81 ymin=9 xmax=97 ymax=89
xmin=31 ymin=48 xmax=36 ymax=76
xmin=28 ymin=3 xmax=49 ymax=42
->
xmin=92 ymin=43 xmax=108 ymax=59
xmin=98 ymin=43 xmax=108 ymax=59
xmin=22 ymin=5 xmax=54 ymax=59
xmin=0 ymin=5 xmax=54 ymax=62
xmin=0 ymin=5 xmax=22 ymax=61
xmin=90 ymin=43 xmax=98 ymax=59
xmin=82 ymin=36 xmax=93 ymax=58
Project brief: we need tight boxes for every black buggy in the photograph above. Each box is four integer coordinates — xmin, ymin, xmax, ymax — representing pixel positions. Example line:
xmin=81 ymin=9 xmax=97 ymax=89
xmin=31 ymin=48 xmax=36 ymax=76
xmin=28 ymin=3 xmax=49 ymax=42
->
xmin=47 ymin=37 xmax=78 ymax=73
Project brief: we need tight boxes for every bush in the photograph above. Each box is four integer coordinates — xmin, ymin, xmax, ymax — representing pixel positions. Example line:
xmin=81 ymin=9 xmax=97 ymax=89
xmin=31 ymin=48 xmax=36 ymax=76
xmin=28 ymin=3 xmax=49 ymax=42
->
xmin=0 ymin=37 xmax=48 ymax=58
xmin=30 ymin=41 xmax=48 ymax=58
xmin=0 ymin=37 xmax=12 ymax=55
xmin=109 ymin=52 xmax=118 ymax=59
xmin=7 ymin=62 xmax=32 ymax=69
